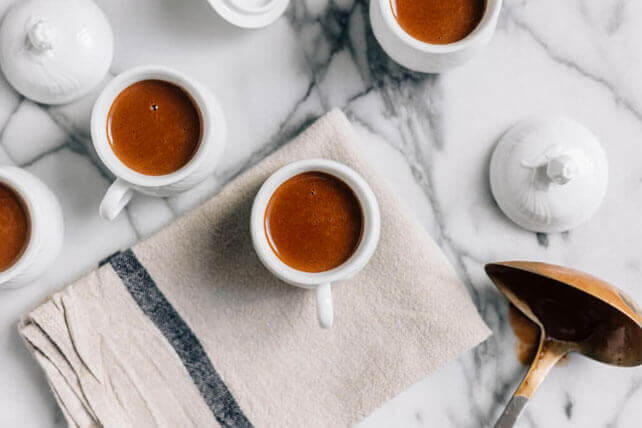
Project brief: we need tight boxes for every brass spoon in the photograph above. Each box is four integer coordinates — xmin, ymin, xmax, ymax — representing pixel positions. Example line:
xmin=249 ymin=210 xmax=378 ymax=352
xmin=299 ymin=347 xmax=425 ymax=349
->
xmin=486 ymin=261 xmax=642 ymax=428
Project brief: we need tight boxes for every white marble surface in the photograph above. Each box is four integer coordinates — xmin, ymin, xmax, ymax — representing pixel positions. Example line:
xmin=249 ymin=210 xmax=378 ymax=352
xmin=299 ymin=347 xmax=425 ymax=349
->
xmin=1 ymin=0 xmax=642 ymax=426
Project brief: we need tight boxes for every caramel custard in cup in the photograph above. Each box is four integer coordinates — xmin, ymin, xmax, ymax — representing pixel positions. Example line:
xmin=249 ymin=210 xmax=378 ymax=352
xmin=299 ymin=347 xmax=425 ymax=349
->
xmin=370 ymin=0 xmax=502 ymax=73
xmin=91 ymin=65 xmax=226 ymax=221
xmin=251 ymin=159 xmax=381 ymax=328
xmin=0 ymin=167 xmax=63 ymax=289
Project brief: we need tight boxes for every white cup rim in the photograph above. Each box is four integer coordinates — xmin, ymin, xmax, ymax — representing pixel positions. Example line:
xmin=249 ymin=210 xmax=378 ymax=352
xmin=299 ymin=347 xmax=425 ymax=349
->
xmin=0 ymin=169 xmax=38 ymax=283
xmin=250 ymin=159 xmax=381 ymax=288
xmin=91 ymin=65 xmax=214 ymax=187
xmin=379 ymin=0 xmax=502 ymax=53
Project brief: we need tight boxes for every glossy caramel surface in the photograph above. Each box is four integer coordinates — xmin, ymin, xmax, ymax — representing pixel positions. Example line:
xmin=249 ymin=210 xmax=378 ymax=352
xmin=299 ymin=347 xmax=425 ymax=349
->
xmin=107 ymin=80 xmax=201 ymax=176
xmin=0 ymin=183 xmax=29 ymax=272
xmin=392 ymin=0 xmax=486 ymax=44
xmin=265 ymin=172 xmax=363 ymax=273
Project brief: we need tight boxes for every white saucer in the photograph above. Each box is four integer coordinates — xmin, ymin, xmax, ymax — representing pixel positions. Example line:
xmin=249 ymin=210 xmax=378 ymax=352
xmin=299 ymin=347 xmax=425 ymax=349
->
xmin=207 ymin=0 xmax=290 ymax=29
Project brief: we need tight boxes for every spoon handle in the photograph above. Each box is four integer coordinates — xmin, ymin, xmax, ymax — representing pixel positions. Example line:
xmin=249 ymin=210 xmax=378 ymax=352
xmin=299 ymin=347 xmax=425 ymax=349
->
xmin=494 ymin=339 xmax=570 ymax=428
xmin=494 ymin=395 xmax=528 ymax=428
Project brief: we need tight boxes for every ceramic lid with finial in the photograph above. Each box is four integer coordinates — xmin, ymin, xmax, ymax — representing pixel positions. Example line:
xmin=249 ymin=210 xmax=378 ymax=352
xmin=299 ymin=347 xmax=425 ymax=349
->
xmin=0 ymin=0 xmax=114 ymax=105
xmin=490 ymin=117 xmax=608 ymax=233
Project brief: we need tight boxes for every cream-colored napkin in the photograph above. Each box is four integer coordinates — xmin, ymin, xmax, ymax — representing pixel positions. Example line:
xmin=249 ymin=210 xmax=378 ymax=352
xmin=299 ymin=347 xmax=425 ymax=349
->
xmin=19 ymin=110 xmax=490 ymax=428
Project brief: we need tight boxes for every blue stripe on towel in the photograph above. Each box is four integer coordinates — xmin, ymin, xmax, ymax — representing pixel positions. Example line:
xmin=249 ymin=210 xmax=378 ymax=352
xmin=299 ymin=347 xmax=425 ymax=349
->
xmin=109 ymin=249 xmax=252 ymax=428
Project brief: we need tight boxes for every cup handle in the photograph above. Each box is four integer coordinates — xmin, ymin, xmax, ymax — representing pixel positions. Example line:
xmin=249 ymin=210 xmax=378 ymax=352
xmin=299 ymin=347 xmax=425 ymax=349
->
xmin=316 ymin=282 xmax=333 ymax=328
xmin=99 ymin=178 xmax=134 ymax=221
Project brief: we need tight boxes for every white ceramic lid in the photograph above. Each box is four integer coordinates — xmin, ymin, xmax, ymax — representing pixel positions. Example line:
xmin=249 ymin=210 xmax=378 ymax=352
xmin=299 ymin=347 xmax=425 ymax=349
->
xmin=0 ymin=0 xmax=113 ymax=105
xmin=207 ymin=0 xmax=290 ymax=29
xmin=490 ymin=117 xmax=609 ymax=233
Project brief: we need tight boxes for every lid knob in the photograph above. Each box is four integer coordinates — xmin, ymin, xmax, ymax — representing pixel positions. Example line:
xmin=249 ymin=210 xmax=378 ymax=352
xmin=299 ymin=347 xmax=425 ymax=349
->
xmin=546 ymin=154 xmax=579 ymax=185
xmin=27 ymin=20 xmax=55 ymax=51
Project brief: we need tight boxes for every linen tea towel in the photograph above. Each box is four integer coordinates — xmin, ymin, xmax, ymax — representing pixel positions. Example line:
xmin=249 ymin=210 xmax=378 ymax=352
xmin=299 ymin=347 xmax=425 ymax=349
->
xmin=19 ymin=109 xmax=491 ymax=427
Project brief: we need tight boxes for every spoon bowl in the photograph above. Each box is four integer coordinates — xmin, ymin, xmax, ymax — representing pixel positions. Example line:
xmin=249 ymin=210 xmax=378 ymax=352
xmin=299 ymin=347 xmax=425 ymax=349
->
xmin=486 ymin=261 xmax=642 ymax=427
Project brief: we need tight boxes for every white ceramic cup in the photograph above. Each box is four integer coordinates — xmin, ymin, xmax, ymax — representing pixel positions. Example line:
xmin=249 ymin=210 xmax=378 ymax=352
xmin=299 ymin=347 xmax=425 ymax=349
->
xmin=91 ymin=65 xmax=227 ymax=221
xmin=0 ymin=167 xmax=64 ymax=289
xmin=370 ymin=0 xmax=502 ymax=73
xmin=251 ymin=159 xmax=381 ymax=328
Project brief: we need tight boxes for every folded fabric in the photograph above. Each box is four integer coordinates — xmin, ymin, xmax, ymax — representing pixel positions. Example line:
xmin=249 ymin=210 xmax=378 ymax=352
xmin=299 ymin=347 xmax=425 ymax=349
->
xmin=19 ymin=110 xmax=490 ymax=427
